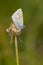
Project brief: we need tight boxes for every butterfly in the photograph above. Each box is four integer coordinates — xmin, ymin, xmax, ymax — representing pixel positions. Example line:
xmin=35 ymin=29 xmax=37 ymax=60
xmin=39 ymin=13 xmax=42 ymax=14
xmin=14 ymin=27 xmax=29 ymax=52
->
xmin=6 ymin=8 xmax=25 ymax=45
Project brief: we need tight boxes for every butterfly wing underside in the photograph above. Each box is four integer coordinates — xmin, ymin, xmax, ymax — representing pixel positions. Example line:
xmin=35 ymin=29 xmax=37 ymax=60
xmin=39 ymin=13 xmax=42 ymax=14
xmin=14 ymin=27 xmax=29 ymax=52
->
xmin=11 ymin=8 xmax=24 ymax=29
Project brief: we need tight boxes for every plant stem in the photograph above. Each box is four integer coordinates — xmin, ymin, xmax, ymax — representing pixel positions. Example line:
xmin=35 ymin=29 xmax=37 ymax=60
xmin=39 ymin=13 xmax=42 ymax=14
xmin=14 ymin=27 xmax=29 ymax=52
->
xmin=15 ymin=36 xmax=19 ymax=65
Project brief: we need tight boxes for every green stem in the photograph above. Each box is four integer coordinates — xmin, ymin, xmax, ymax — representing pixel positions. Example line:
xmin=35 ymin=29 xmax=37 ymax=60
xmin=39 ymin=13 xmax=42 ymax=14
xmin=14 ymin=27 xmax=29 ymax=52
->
xmin=15 ymin=36 xmax=19 ymax=65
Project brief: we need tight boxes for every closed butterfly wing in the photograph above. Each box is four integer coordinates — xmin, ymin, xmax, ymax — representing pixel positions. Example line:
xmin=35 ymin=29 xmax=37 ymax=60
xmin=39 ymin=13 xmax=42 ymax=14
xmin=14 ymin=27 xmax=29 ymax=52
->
xmin=11 ymin=8 xmax=24 ymax=29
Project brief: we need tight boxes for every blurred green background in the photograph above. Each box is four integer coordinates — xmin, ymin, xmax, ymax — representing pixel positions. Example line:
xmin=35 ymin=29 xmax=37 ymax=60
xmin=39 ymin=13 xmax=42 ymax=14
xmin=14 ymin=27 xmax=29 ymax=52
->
xmin=0 ymin=0 xmax=43 ymax=65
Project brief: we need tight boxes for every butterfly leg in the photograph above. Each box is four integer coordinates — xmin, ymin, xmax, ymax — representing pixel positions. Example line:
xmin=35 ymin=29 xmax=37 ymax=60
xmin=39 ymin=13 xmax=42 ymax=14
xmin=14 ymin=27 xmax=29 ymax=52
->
xmin=10 ymin=34 xmax=13 ymax=45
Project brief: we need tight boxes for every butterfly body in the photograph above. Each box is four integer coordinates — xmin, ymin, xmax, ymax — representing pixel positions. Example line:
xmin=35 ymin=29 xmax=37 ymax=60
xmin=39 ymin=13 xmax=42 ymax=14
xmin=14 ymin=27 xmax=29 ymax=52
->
xmin=6 ymin=8 xmax=25 ymax=44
